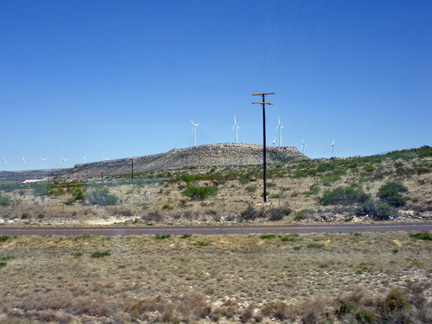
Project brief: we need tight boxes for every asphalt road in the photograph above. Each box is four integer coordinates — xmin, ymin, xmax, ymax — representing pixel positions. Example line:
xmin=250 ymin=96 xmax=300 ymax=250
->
xmin=0 ymin=222 xmax=431 ymax=236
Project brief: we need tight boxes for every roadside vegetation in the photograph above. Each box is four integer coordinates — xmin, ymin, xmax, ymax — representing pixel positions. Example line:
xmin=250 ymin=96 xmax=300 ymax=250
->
xmin=0 ymin=146 xmax=431 ymax=224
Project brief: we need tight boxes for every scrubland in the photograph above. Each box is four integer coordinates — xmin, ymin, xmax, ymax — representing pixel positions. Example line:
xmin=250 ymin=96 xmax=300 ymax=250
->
xmin=0 ymin=146 xmax=431 ymax=225
xmin=0 ymin=231 xmax=432 ymax=323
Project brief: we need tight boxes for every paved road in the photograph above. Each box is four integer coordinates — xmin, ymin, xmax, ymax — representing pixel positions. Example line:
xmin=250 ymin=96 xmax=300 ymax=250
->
xmin=0 ymin=222 xmax=431 ymax=236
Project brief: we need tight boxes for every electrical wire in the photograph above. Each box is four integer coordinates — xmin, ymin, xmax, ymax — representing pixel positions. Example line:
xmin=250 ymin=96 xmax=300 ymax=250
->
xmin=275 ymin=0 xmax=331 ymax=91
xmin=265 ymin=0 xmax=305 ymax=89
xmin=255 ymin=0 xmax=282 ymax=89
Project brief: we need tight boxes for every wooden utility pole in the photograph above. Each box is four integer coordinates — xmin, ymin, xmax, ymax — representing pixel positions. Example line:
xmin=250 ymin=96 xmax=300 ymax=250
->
xmin=131 ymin=158 xmax=134 ymax=184
xmin=252 ymin=92 xmax=275 ymax=203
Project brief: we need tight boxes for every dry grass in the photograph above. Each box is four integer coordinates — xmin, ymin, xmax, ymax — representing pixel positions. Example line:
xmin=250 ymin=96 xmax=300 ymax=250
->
xmin=0 ymin=231 xmax=431 ymax=323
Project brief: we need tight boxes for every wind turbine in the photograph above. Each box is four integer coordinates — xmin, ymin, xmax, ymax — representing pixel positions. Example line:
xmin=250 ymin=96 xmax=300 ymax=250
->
xmin=82 ymin=156 xmax=87 ymax=163
xmin=330 ymin=139 xmax=335 ymax=158
xmin=301 ymin=139 xmax=307 ymax=155
xmin=22 ymin=156 xmax=26 ymax=164
xmin=190 ymin=119 xmax=199 ymax=146
xmin=231 ymin=115 xmax=240 ymax=143
xmin=275 ymin=115 xmax=284 ymax=147
xmin=272 ymin=138 xmax=277 ymax=146
xmin=41 ymin=157 xmax=47 ymax=166
xmin=2 ymin=157 xmax=7 ymax=163
xmin=61 ymin=156 xmax=67 ymax=167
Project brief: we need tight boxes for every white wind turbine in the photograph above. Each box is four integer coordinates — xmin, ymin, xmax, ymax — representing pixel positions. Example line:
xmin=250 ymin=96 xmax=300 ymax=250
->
xmin=82 ymin=156 xmax=87 ymax=163
xmin=22 ymin=156 xmax=26 ymax=164
xmin=330 ymin=139 xmax=335 ymax=158
xmin=275 ymin=115 xmax=284 ymax=147
xmin=61 ymin=156 xmax=67 ymax=167
xmin=2 ymin=157 xmax=7 ymax=163
xmin=41 ymin=157 xmax=47 ymax=166
xmin=301 ymin=139 xmax=307 ymax=155
xmin=191 ymin=119 xmax=199 ymax=146
xmin=231 ymin=115 xmax=240 ymax=143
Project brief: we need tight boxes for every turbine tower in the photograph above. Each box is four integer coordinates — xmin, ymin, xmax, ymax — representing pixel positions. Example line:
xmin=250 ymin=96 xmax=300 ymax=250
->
xmin=301 ymin=139 xmax=307 ymax=155
xmin=2 ymin=157 xmax=7 ymax=163
xmin=190 ymin=119 xmax=199 ymax=146
xmin=275 ymin=115 xmax=284 ymax=147
xmin=22 ymin=156 xmax=26 ymax=164
xmin=41 ymin=158 xmax=47 ymax=166
xmin=82 ymin=156 xmax=87 ymax=163
xmin=231 ymin=115 xmax=240 ymax=143
xmin=330 ymin=139 xmax=335 ymax=158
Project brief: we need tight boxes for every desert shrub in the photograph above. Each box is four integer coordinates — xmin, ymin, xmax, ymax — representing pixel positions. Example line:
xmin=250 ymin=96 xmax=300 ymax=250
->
xmin=87 ymin=188 xmax=118 ymax=206
xmin=260 ymin=234 xmax=276 ymax=240
xmin=182 ymin=184 xmax=218 ymax=200
xmin=320 ymin=185 xmax=369 ymax=206
xmin=268 ymin=207 xmax=292 ymax=221
xmin=239 ymin=204 xmax=265 ymax=221
xmin=378 ymin=182 xmax=408 ymax=207
xmin=317 ymin=162 xmax=335 ymax=173
xmin=155 ymin=234 xmax=171 ymax=240
xmin=245 ymin=185 xmax=257 ymax=193
xmin=307 ymin=243 xmax=325 ymax=249
xmin=294 ymin=211 xmax=305 ymax=221
xmin=305 ymin=185 xmax=321 ymax=196
xmin=0 ymin=262 xmax=6 ymax=268
xmin=357 ymin=200 xmax=393 ymax=220
xmin=280 ymin=233 xmax=301 ymax=242
xmin=321 ymin=173 xmax=341 ymax=186
xmin=90 ymin=251 xmax=110 ymax=258
xmin=0 ymin=194 xmax=10 ymax=206
xmin=194 ymin=241 xmax=209 ymax=246
xmin=409 ymin=232 xmax=432 ymax=241
xmin=363 ymin=165 xmax=376 ymax=172
xmin=0 ymin=235 xmax=9 ymax=243
xmin=381 ymin=289 xmax=409 ymax=313
xmin=375 ymin=203 xmax=393 ymax=220
xmin=180 ymin=234 xmax=191 ymax=239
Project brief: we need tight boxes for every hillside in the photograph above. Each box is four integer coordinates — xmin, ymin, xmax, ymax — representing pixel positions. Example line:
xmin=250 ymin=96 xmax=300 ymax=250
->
xmin=0 ymin=143 xmax=305 ymax=183
xmin=0 ymin=145 xmax=431 ymax=225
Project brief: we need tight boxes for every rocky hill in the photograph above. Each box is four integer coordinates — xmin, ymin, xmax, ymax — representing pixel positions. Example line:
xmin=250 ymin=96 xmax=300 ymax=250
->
xmin=0 ymin=144 xmax=306 ymax=183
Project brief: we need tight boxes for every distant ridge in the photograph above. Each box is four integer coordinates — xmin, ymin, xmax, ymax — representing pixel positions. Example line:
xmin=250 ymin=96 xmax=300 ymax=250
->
xmin=0 ymin=143 xmax=306 ymax=182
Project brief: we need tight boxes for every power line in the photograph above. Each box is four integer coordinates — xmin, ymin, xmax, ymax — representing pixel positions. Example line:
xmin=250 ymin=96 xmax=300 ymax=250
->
xmin=256 ymin=0 xmax=282 ymax=88
xmin=275 ymin=0 xmax=331 ymax=91
xmin=266 ymin=0 xmax=305 ymax=88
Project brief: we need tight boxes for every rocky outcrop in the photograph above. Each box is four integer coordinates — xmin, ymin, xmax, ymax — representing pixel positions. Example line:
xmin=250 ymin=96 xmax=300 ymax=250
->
xmin=0 ymin=143 xmax=306 ymax=182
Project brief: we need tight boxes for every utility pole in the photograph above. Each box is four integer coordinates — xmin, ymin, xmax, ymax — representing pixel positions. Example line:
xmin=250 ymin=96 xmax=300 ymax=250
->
xmin=131 ymin=158 xmax=134 ymax=184
xmin=252 ymin=92 xmax=275 ymax=203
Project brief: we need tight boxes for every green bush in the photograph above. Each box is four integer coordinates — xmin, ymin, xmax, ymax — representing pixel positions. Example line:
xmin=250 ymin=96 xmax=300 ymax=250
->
xmin=155 ymin=234 xmax=171 ymax=240
xmin=245 ymin=185 xmax=257 ymax=193
xmin=320 ymin=185 xmax=369 ymax=206
xmin=0 ymin=194 xmax=10 ymax=206
xmin=87 ymin=188 xmax=119 ymax=206
xmin=268 ymin=207 xmax=292 ymax=221
xmin=377 ymin=182 xmax=408 ymax=207
xmin=0 ymin=235 xmax=10 ymax=243
xmin=409 ymin=232 xmax=432 ymax=241
xmin=182 ymin=184 xmax=218 ymax=200
xmin=91 ymin=251 xmax=110 ymax=258
xmin=305 ymin=185 xmax=321 ymax=196
xmin=239 ymin=204 xmax=265 ymax=221
xmin=356 ymin=200 xmax=393 ymax=220
xmin=260 ymin=234 xmax=276 ymax=240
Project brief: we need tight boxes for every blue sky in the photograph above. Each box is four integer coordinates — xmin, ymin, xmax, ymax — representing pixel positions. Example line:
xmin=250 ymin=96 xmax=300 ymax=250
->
xmin=1 ymin=0 xmax=431 ymax=170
